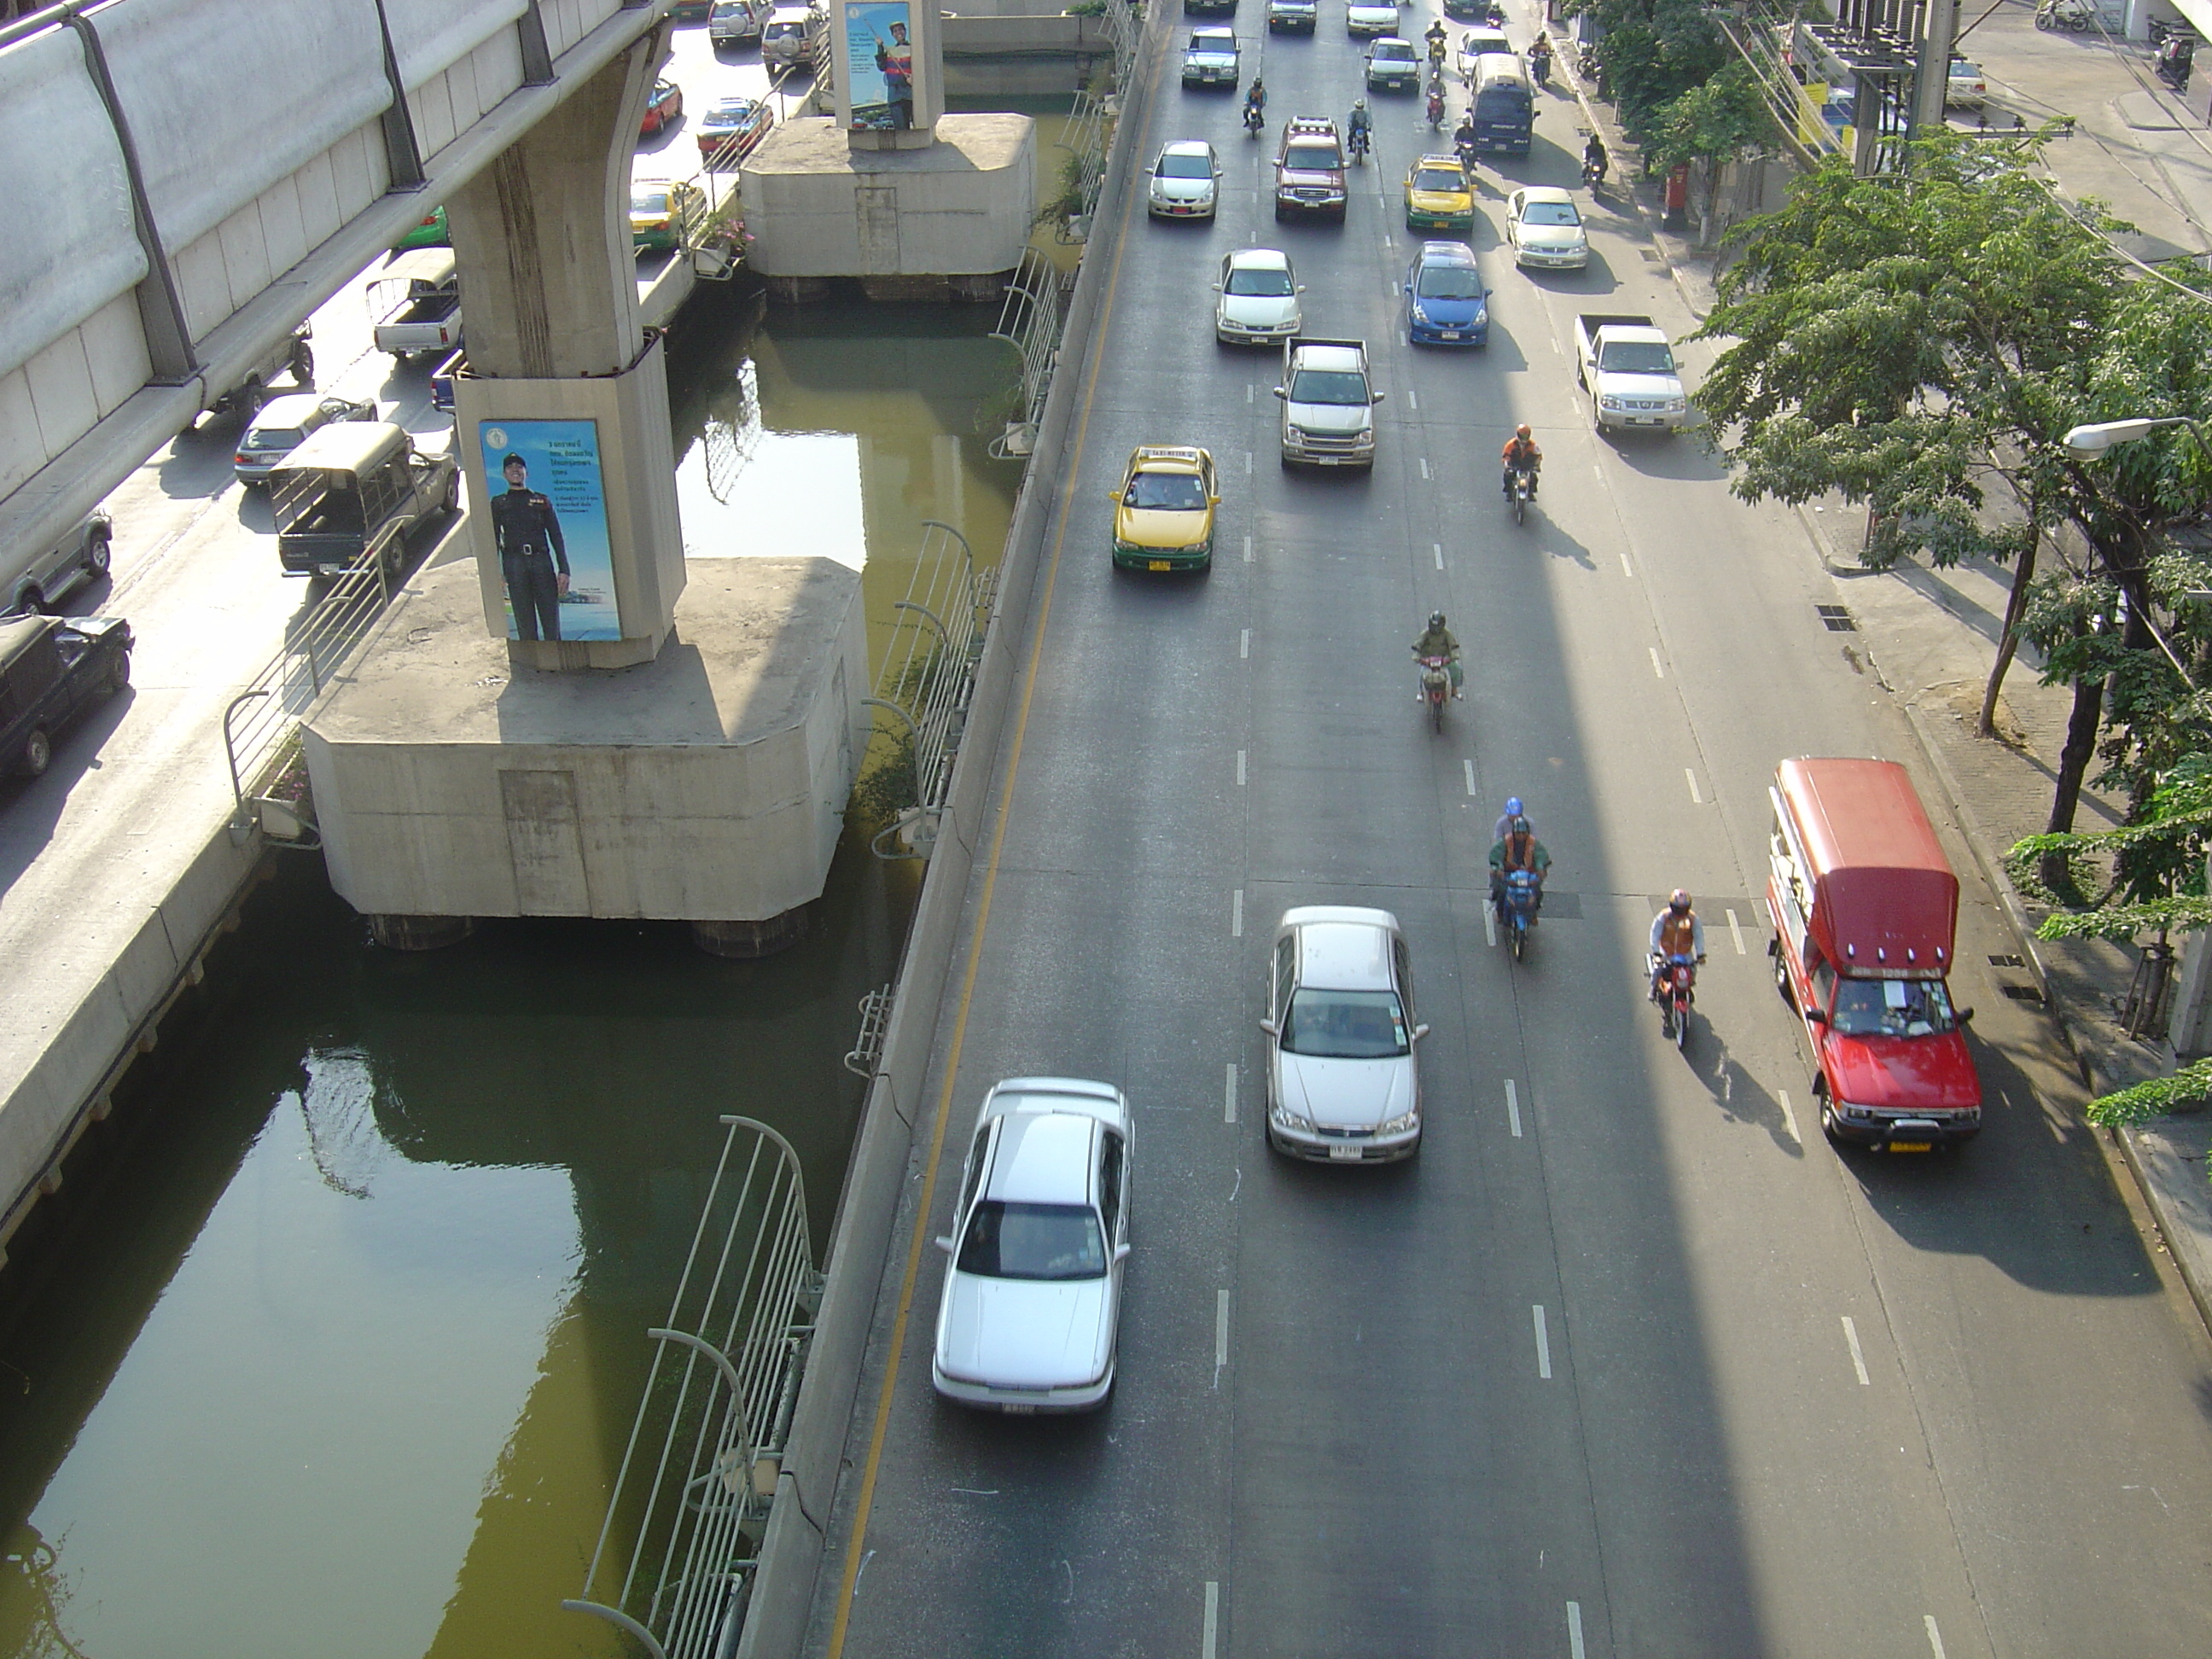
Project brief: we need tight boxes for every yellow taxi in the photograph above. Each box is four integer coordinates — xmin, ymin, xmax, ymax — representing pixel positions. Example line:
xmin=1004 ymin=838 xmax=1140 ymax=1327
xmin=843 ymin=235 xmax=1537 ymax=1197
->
xmin=1110 ymin=445 xmax=1220 ymax=571
xmin=1403 ymin=155 xmax=1475 ymax=233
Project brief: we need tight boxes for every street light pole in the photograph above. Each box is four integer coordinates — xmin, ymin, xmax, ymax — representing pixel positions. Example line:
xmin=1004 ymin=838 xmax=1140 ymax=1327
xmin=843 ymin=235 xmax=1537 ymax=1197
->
xmin=2061 ymin=416 xmax=2212 ymax=690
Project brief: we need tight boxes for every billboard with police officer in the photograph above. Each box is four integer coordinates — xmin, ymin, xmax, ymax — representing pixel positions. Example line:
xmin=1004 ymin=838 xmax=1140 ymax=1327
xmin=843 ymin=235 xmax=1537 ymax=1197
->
xmin=477 ymin=419 xmax=620 ymax=642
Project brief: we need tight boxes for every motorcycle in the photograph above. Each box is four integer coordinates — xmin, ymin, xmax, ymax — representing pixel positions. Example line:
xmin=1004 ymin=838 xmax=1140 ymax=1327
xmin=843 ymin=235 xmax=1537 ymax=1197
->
xmin=1243 ymin=101 xmax=1266 ymax=137
xmin=1348 ymin=124 xmax=1371 ymax=163
xmin=1456 ymin=133 xmax=1479 ymax=173
xmin=1416 ymin=653 xmax=1452 ymax=731
xmin=1485 ymin=0 xmax=1505 ymax=25
xmin=2035 ymin=0 xmax=2093 ymax=30
xmin=1582 ymin=154 xmax=1606 ymax=190
xmin=1499 ymin=869 xmax=1540 ymax=961
xmin=1578 ymin=44 xmax=1600 ymax=78
xmin=1529 ymin=46 xmax=1551 ymax=87
xmin=1426 ymin=85 xmax=1447 ymax=128
xmin=1653 ymin=953 xmax=1697 ymax=1048
xmin=1505 ymin=463 xmax=1533 ymax=524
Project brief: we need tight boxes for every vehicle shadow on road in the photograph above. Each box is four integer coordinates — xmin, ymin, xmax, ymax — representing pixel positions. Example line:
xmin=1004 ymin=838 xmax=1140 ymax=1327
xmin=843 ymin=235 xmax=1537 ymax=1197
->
xmin=159 ymin=423 xmax=253 ymax=502
xmin=1688 ymin=1041 xmax=1806 ymax=1159
xmin=1600 ymin=425 xmax=1726 ymax=481
xmin=0 ymin=687 xmax=136 ymax=897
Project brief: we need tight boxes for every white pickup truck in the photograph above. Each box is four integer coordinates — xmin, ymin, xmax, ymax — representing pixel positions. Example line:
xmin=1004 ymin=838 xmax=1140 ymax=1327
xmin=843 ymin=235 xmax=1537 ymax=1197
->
xmin=1574 ymin=313 xmax=1689 ymax=434
xmin=1275 ymin=336 xmax=1382 ymax=469
xmin=370 ymin=248 xmax=463 ymax=361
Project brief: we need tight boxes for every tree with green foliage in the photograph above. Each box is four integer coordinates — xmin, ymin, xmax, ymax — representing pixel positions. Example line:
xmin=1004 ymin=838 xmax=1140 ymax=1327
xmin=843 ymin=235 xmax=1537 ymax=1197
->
xmin=1557 ymin=0 xmax=1728 ymax=144
xmin=1642 ymin=61 xmax=1774 ymax=178
xmin=1689 ymin=129 xmax=2199 ymax=870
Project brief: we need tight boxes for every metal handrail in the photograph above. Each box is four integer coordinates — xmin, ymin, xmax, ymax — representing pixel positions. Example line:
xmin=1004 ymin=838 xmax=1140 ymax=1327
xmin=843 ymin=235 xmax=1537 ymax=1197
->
xmin=568 ymin=1115 xmax=818 ymax=1659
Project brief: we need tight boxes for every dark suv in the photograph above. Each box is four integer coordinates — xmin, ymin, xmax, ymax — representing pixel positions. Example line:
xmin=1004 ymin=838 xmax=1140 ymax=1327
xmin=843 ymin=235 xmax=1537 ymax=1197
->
xmin=1267 ymin=0 xmax=1317 ymax=28
xmin=1273 ymin=117 xmax=1347 ymax=221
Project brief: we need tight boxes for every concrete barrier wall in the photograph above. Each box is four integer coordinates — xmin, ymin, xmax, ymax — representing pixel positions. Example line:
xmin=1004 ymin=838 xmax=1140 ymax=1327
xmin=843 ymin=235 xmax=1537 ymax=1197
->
xmin=733 ymin=18 xmax=1162 ymax=1659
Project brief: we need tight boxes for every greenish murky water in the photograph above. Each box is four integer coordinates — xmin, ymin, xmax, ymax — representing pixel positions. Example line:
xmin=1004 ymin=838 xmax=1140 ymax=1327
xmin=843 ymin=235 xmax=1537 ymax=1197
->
xmin=0 ymin=286 xmax=1020 ymax=1659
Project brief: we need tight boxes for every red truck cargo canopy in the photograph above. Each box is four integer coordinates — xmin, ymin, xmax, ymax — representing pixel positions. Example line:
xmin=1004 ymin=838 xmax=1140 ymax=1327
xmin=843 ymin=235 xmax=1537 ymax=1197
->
xmin=1777 ymin=757 xmax=1959 ymax=976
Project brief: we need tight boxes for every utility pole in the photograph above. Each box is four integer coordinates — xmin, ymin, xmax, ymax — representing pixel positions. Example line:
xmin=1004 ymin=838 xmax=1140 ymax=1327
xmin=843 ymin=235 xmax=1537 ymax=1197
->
xmin=1909 ymin=0 xmax=1959 ymax=142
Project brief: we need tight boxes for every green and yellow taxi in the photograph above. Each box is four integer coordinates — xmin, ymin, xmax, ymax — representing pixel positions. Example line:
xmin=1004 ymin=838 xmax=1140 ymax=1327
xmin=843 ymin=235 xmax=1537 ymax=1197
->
xmin=631 ymin=179 xmax=707 ymax=252
xmin=1403 ymin=155 xmax=1475 ymax=233
xmin=1109 ymin=445 xmax=1220 ymax=571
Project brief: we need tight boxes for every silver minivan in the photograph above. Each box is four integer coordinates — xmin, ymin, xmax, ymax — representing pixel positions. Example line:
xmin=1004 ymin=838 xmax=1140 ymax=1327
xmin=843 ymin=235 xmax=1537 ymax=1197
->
xmin=5 ymin=511 xmax=113 ymax=616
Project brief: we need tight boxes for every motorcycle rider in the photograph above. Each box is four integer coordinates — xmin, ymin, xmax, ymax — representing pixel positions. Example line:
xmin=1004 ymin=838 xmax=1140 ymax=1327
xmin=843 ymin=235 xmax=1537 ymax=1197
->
xmin=1528 ymin=30 xmax=1553 ymax=83
xmin=1501 ymin=423 xmax=1542 ymax=498
xmin=1244 ymin=78 xmax=1267 ymax=127
xmin=1649 ymin=889 xmax=1707 ymax=1002
xmin=1489 ymin=815 xmax=1551 ymax=918
xmin=1492 ymin=795 xmax=1528 ymax=843
xmin=1424 ymin=16 xmax=1449 ymax=63
xmin=1582 ymin=131 xmax=1608 ymax=184
xmin=1453 ymin=109 xmax=1479 ymax=165
xmin=1411 ymin=610 xmax=1464 ymax=700
xmin=1426 ymin=75 xmax=1447 ymax=126
xmin=1348 ymin=97 xmax=1373 ymax=154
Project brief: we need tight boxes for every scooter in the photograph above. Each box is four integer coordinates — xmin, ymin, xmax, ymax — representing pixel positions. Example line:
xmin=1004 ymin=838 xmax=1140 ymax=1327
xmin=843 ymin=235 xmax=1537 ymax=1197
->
xmin=1416 ymin=654 xmax=1452 ymax=731
xmin=1653 ymin=953 xmax=1697 ymax=1048
xmin=1456 ymin=133 xmax=1479 ymax=174
xmin=2036 ymin=0 xmax=2093 ymax=30
xmin=1505 ymin=463 xmax=1534 ymax=525
xmin=1348 ymin=124 xmax=1371 ymax=163
xmin=1243 ymin=101 xmax=1266 ymax=137
xmin=1500 ymin=870 xmax=1540 ymax=961
xmin=1577 ymin=43 xmax=1600 ymax=77
xmin=1582 ymin=155 xmax=1606 ymax=190
xmin=1426 ymin=84 xmax=1447 ymax=128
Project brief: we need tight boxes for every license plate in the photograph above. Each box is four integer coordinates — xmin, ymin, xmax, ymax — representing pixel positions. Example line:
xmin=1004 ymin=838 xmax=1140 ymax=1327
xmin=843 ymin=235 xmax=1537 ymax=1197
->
xmin=1001 ymin=1403 xmax=1037 ymax=1415
xmin=1148 ymin=560 xmax=1171 ymax=571
xmin=1441 ymin=329 xmax=1461 ymax=340
xmin=1889 ymin=1141 xmax=1932 ymax=1154
xmin=1328 ymin=1144 xmax=1364 ymax=1161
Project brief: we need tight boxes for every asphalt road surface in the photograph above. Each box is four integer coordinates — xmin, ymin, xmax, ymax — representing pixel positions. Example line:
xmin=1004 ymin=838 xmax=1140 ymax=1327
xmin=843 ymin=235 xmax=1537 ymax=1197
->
xmin=809 ymin=8 xmax=2212 ymax=1659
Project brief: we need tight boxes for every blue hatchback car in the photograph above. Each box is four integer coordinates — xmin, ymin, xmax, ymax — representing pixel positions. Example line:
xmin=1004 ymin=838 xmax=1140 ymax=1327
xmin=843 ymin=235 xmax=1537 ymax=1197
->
xmin=1406 ymin=242 xmax=1489 ymax=346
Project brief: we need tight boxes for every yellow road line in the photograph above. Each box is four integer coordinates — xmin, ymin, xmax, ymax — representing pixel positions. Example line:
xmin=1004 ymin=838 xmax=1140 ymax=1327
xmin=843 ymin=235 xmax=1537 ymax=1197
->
xmin=820 ymin=91 xmax=1146 ymax=1659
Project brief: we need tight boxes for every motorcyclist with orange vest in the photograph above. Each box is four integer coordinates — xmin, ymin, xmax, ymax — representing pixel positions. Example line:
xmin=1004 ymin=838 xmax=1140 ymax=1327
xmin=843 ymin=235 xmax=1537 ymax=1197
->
xmin=1649 ymin=889 xmax=1706 ymax=1001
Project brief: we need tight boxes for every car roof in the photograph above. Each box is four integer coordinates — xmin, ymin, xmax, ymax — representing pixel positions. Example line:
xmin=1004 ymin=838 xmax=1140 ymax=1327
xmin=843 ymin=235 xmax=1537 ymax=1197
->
xmin=983 ymin=1111 xmax=1097 ymax=1206
xmin=247 ymin=393 xmax=328 ymax=427
xmin=983 ymin=1076 xmax=1128 ymax=1125
xmin=1373 ymin=35 xmax=1412 ymax=47
xmin=708 ymin=96 xmax=761 ymax=113
xmin=1519 ymin=184 xmax=1575 ymax=205
xmin=1161 ymin=139 xmax=1213 ymax=157
xmin=272 ymin=419 xmax=408 ymax=474
xmin=1130 ymin=444 xmax=1208 ymax=473
xmin=1282 ymin=907 xmax=1400 ymax=989
xmin=1414 ymin=238 xmax=1478 ymax=264
xmin=1191 ymin=26 xmax=1236 ymax=39
xmin=1412 ymin=154 xmax=1465 ymax=172
xmin=1226 ymin=246 xmax=1290 ymax=269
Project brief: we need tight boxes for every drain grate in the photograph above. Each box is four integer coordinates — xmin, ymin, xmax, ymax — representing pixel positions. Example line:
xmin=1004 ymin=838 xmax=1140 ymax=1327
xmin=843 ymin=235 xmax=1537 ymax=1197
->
xmin=1640 ymin=248 xmax=1664 ymax=264
xmin=1988 ymin=953 xmax=2024 ymax=968
xmin=2000 ymin=982 xmax=2045 ymax=1003
xmin=1816 ymin=604 xmax=1857 ymax=632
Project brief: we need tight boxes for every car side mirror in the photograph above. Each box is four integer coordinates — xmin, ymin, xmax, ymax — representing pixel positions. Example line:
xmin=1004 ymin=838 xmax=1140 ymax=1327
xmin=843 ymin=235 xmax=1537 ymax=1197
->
xmin=1412 ymin=1022 xmax=1431 ymax=1040
xmin=1371 ymin=392 xmax=1387 ymax=404
xmin=1804 ymin=1007 xmax=1829 ymax=1026
xmin=1272 ymin=387 xmax=1289 ymax=399
xmin=1295 ymin=284 xmax=1307 ymax=293
xmin=934 ymin=1235 xmax=954 ymax=1253
xmin=1260 ymin=1018 xmax=1278 ymax=1035
xmin=1957 ymin=1006 xmax=1975 ymax=1025
xmin=1108 ymin=490 xmax=1122 ymax=502
xmin=1114 ymin=1243 xmax=1132 ymax=1262
xmin=1212 ymin=282 xmax=1223 ymax=291
xmin=1209 ymin=495 xmax=1221 ymax=506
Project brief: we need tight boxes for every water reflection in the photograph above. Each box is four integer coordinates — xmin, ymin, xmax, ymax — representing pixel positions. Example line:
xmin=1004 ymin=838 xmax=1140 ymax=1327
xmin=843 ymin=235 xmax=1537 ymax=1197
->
xmin=0 ymin=276 xmax=1016 ymax=1657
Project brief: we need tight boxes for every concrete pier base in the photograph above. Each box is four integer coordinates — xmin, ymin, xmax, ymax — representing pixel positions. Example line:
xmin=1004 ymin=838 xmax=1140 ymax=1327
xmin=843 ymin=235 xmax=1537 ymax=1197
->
xmin=304 ymin=557 xmax=868 ymax=928
xmin=691 ymin=910 xmax=810 ymax=958
xmin=370 ymin=914 xmax=477 ymax=952
xmin=742 ymin=115 xmax=1036 ymax=284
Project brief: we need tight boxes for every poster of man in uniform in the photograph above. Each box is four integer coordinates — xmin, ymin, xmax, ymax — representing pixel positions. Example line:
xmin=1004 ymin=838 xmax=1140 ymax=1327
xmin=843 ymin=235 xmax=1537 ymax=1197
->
xmin=479 ymin=420 xmax=620 ymax=641
xmin=845 ymin=1 xmax=915 ymax=131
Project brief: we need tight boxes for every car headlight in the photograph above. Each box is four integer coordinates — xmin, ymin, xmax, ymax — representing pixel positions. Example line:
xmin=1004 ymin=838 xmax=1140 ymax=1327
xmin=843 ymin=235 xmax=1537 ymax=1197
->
xmin=1410 ymin=303 xmax=1429 ymax=323
xmin=1598 ymin=394 xmax=1626 ymax=410
xmin=1472 ymin=302 xmax=1487 ymax=323
xmin=1271 ymin=1103 xmax=1314 ymax=1132
xmin=1665 ymin=399 xmax=1687 ymax=413
xmin=1377 ymin=1109 xmax=1419 ymax=1136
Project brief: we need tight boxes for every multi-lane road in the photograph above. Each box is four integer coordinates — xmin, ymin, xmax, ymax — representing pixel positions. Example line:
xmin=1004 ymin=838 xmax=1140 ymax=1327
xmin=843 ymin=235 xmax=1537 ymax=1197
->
xmin=811 ymin=8 xmax=2212 ymax=1657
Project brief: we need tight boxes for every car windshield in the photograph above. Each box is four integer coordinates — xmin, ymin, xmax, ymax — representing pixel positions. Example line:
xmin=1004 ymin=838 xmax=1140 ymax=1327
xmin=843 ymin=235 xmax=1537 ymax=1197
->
xmin=1285 ymin=141 xmax=1341 ymax=169
xmin=243 ymin=427 xmax=305 ymax=450
xmin=1226 ymin=266 xmax=1295 ymax=296
xmin=1282 ymin=988 xmax=1410 ymax=1059
xmin=957 ymin=1201 xmax=1108 ymax=1280
xmin=1376 ymin=42 xmax=1415 ymax=60
xmin=1289 ymin=369 xmax=1370 ymax=405
xmin=633 ymin=189 xmax=671 ymax=213
xmin=1192 ymin=32 xmax=1233 ymax=48
xmin=1830 ymin=977 xmax=1956 ymax=1038
xmin=1417 ymin=266 xmax=1484 ymax=299
xmin=1126 ymin=471 xmax=1208 ymax=509
xmin=1601 ymin=341 xmax=1676 ymax=374
xmin=710 ymin=102 xmax=757 ymax=124
xmin=1413 ymin=169 xmax=1464 ymax=192
xmin=1159 ymin=152 xmax=1213 ymax=178
xmin=1520 ymin=200 xmax=1581 ymax=227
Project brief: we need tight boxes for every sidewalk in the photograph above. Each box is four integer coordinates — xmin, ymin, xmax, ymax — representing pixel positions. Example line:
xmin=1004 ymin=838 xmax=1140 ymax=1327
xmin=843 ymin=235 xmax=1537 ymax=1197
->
xmin=1557 ymin=24 xmax=2212 ymax=1335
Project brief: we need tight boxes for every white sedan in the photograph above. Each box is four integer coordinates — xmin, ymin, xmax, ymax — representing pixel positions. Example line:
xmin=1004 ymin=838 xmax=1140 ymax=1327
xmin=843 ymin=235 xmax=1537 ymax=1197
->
xmin=1214 ymin=246 xmax=1303 ymax=344
xmin=1263 ymin=906 xmax=1428 ymax=1161
xmin=932 ymin=1078 xmax=1132 ymax=1412
xmin=1348 ymin=0 xmax=1400 ymax=35
xmin=1504 ymin=185 xmax=1590 ymax=269
xmin=1148 ymin=139 xmax=1222 ymax=220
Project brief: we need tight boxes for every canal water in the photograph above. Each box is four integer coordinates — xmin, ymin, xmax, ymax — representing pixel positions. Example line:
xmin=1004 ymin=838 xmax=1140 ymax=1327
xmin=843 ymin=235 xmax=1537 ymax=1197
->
xmin=0 ymin=288 xmax=1021 ymax=1659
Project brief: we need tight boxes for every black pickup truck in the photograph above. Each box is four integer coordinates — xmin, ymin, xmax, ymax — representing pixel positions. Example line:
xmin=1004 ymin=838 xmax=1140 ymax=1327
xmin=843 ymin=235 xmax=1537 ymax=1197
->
xmin=0 ymin=614 xmax=132 ymax=777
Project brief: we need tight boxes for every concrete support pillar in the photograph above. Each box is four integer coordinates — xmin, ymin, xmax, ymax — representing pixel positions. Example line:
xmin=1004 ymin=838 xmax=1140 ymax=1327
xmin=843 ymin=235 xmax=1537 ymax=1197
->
xmin=370 ymin=914 xmax=476 ymax=951
xmin=692 ymin=911 xmax=812 ymax=958
xmin=445 ymin=22 xmax=688 ymax=671
xmin=830 ymin=0 xmax=944 ymax=151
